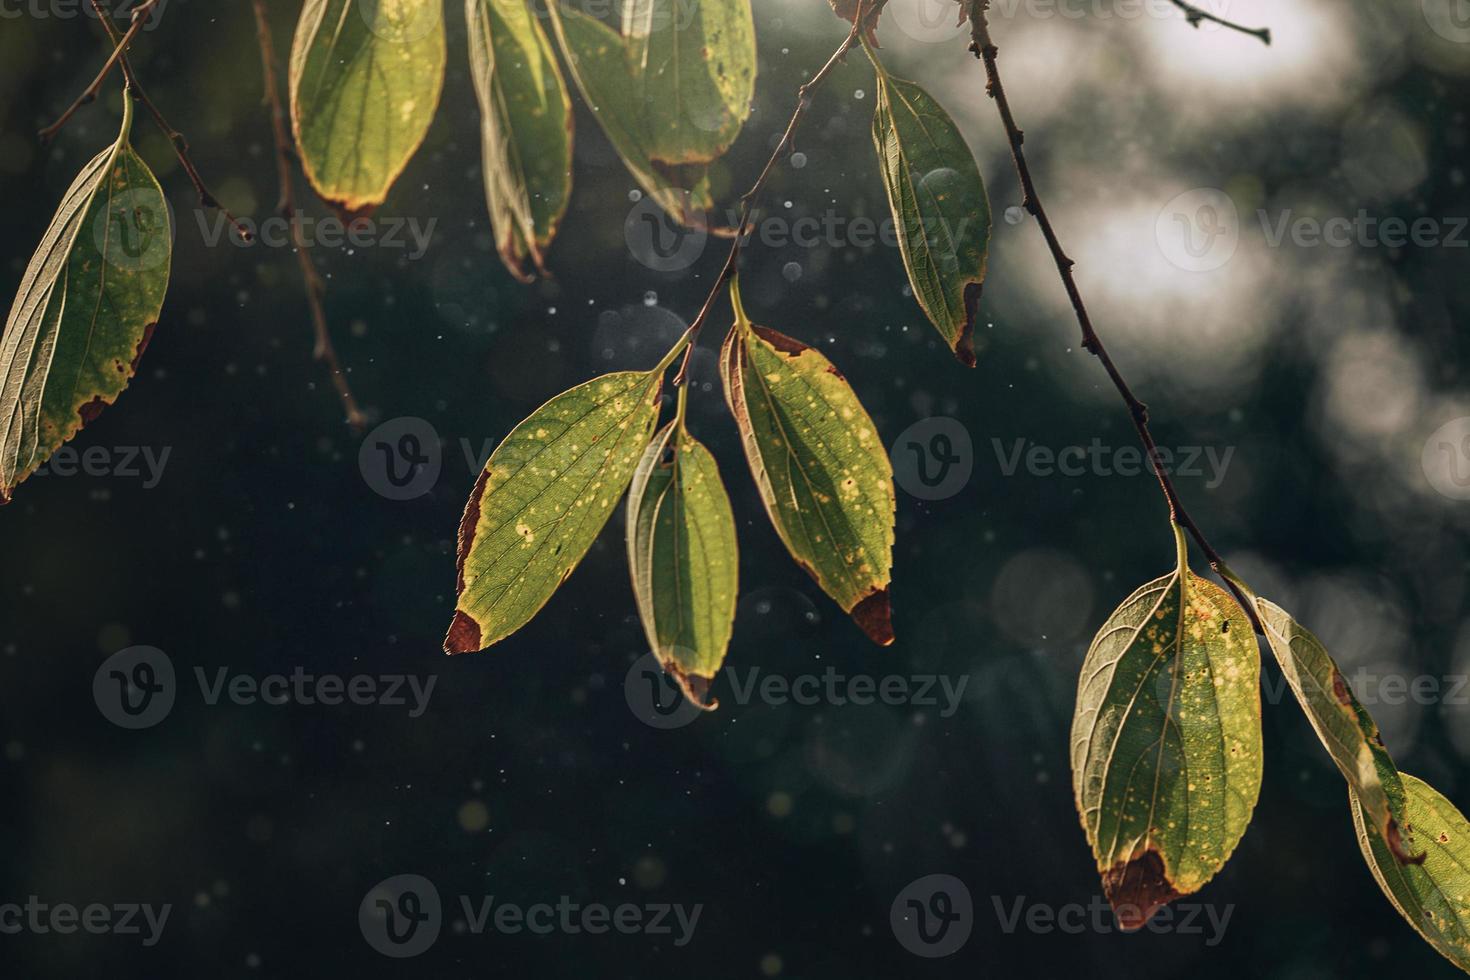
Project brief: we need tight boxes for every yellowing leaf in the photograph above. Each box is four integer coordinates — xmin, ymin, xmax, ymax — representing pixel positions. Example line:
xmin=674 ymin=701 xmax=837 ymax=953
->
xmin=447 ymin=370 xmax=664 ymax=653
xmin=1071 ymin=526 xmax=1261 ymax=928
xmin=466 ymin=0 xmax=573 ymax=282
xmin=0 ymin=98 xmax=171 ymax=504
xmin=546 ymin=0 xmax=755 ymax=225
xmin=289 ymin=0 xmax=446 ymax=216
xmin=626 ymin=418 xmax=738 ymax=707
xmin=1354 ymin=773 xmax=1470 ymax=975
xmin=719 ymin=278 xmax=895 ymax=644
xmin=868 ymin=50 xmax=991 ymax=365
xmin=1257 ymin=597 xmax=1423 ymax=864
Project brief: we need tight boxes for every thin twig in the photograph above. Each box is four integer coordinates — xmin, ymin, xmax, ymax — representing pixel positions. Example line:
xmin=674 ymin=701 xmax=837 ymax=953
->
xmin=1167 ymin=0 xmax=1271 ymax=46
xmin=251 ymin=0 xmax=365 ymax=430
xmin=966 ymin=0 xmax=1262 ymax=632
xmin=89 ymin=0 xmax=251 ymax=241
xmin=38 ymin=0 xmax=159 ymax=143
xmin=670 ymin=2 xmax=879 ymax=385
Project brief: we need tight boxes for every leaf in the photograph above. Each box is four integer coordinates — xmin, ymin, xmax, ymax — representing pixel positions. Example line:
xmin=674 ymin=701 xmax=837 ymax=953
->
xmin=719 ymin=278 xmax=895 ymax=645
xmin=1354 ymin=773 xmax=1470 ymax=975
xmin=0 ymin=98 xmax=171 ymax=505
xmin=1070 ymin=526 xmax=1261 ymax=928
xmin=1256 ymin=597 xmax=1423 ymax=864
xmin=626 ymin=418 xmax=738 ymax=707
xmin=546 ymin=0 xmax=755 ymax=225
xmin=289 ymin=0 xmax=447 ymax=217
xmin=868 ymin=50 xmax=991 ymax=366
xmin=446 ymin=370 xmax=664 ymax=653
xmin=466 ymin=0 xmax=573 ymax=283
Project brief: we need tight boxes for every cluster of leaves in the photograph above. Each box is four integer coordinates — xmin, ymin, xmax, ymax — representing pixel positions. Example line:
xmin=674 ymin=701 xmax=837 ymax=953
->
xmin=437 ymin=0 xmax=992 ymax=707
xmin=1073 ymin=524 xmax=1470 ymax=970
xmin=4 ymin=0 xmax=1470 ymax=971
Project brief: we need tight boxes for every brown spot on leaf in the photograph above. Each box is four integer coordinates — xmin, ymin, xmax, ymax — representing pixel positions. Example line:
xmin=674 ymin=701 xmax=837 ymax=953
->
xmin=1331 ymin=670 xmax=1353 ymax=706
xmin=852 ymin=587 xmax=895 ymax=646
xmin=1102 ymin=850 xmax=1182 ymax=930
xmin=443 ymin=610 xmax=482 ymax=655
xmin=1387 ymin=819 xmax=1428 ymax=865
xmin=129 ymin=321 xmax=156 ymax=373
xmin=668 ymin=663 xmax=719 ymax=712
xmin=751 ymin=324 xmax=847 ymax=380
xmin=78 ymin=396 xmax=109 ymax=425
xmin=955 ymin=281 xmax=981 ymax=368
xmin=456 ymin=468 xmax=490 ymax=594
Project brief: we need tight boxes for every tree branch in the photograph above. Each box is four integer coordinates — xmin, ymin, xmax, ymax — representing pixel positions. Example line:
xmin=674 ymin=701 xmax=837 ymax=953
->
xmin=251 ymin=0 xmax=366 ymax=430
xmin=670 ymin=1 xmax=880 ymax=385
xmin=89 ymin=0 xmax=250 ymax=242
xmin=966 ymin=0 xmax=1262 ymax=631
xmin=38 ymin=0 xmax=159 ymax=143
xmin=1167 ymin=0 xmax=1271 ymax=46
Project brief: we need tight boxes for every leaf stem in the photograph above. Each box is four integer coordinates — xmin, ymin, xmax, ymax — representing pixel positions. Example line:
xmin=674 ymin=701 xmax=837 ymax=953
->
xmin=90 ymin=0 xmax=250 ymax=241
xmin=251 ymin=0 xmax=365 ymax=431
xmin=966 ymin=0 xmax=1262 ymax=633
xmin=669 ymin=0 xmax=880 ymax=387
xmin=38 ymin=0 xmax=159 ymax=144
xmin=1167 ymin=0 xmax=1271 ymax=46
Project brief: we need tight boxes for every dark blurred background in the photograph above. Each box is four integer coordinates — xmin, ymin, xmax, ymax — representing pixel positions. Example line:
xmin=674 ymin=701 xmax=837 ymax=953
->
xmin=3 ymin=0 xmax=1470 ymax=976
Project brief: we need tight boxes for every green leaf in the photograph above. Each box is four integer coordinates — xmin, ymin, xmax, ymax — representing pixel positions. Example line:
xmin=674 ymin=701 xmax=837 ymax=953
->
xmin=626 ymin=417 xmax=738 ymax=707
xmin=546 ymin=0 xmax=755 ymax=224
xmin=289 ymin=0 xmax=447 ymax=216
xmin=1256 ymin=597 xmax=1423 ymax=864
xmin=868 ymin=49 xmax=991 ymax=366
xmin=0 ymin=98 xmax=171 ymax=505
xmin=719 ymin=278 xmax=895 ymax=645
xmin=1354 ymin=773 xmax=1470 ymax=975
xmin=446 ymin=369 xmax=664 ymax=653
xmin=1070 ymin=526 xmax=1261 ymax=928
xmin=466 ymin=0 xmax=574 ymax=283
